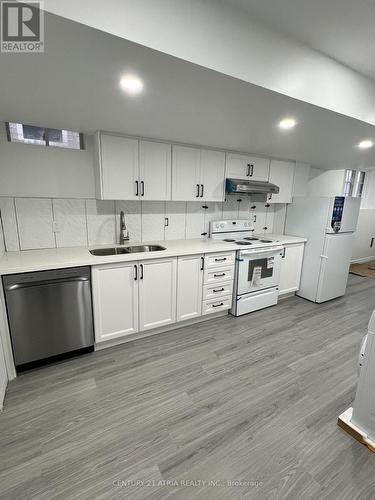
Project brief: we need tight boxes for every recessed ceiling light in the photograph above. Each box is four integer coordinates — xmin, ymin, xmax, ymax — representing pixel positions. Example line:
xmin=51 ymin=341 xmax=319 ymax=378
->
xmin=119 ymin=74 xmax=144 ymax=94
xmin=358 ymin=139 xmax=373 ymax=149
xmin=279 ymin=118 xmax=297 ymax=130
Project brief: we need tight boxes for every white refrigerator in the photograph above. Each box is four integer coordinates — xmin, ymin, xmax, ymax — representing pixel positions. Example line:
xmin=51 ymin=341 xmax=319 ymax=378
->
xmin=286 ymin=196 xmax=361 ymax=303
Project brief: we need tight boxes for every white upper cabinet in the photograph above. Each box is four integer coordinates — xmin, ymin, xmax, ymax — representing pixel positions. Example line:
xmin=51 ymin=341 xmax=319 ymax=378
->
xmin=172 ymin=145 xmax=201 ymax=201
xmin=95 ymin=133 xmax=172 ymax=201
xmin=138 ymin=257 xmax=177 ymax=331
xmin=95 ymin=133 xmax=139 ymax=200
xmin=226 ymin=153 xmax=270 ymax=181
xmin=200 ymin=149 xmax=225 ymax=202
xmin=176 ymin=254 xmax=204 ymax=321
xmin=92 ymin=262 xmax=139 ymax=342
xmin=268 ymin=160 xmax=295 ymax=204
xmin=172 ymin=145 xmax=225 ymax=202
xmin=139 ymin=140 xmax=171 ymax=200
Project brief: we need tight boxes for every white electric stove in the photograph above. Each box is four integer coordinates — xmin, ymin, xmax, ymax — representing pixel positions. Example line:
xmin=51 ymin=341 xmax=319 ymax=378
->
xmin=210 ymin=220 xmax=284 ymax=316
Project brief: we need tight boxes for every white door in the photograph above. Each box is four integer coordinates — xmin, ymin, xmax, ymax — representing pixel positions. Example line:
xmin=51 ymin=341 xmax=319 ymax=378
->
xmin=92 ymin=263 xmax=138 ymax=342
xmin=226 ymin=153 xmax=270 ymax=181
xmin=99 ymin=134 xmax=139 ymax=200
xmin=279 ymin=244 xmax=305 ymax=295
xmin=176 ymin=255 xmax=203 ymax=321
xmin=316 ymin=233 xmax=354 ymax=302
xmin=268 ymin=160 xmax=295 ymax=204
xmin=139 ymin=140 xmax=172 ymax=201
xmin=139 ymin=258 xmax=177 ymax=331
xmin=200 ymin=149 xmax=225 ymax=202
xmin=172 ymin=145 xmax=201 ymax=201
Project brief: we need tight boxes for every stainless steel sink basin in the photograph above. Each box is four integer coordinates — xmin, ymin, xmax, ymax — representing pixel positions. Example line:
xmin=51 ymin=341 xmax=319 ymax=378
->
xmin=124 ymin=245 xmax=166 ymax=253
xmin=90 ymin=245 xmax=166 ymax=256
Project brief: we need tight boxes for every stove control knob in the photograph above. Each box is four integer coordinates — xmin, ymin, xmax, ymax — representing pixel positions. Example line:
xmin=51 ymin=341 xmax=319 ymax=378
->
xmin=244 ymin=222 xmax=248 ymax=227
xmin=215 ymin=223 xmax=220 ymax=228
xmin=220 ymin=224 xmax=225 ymax=228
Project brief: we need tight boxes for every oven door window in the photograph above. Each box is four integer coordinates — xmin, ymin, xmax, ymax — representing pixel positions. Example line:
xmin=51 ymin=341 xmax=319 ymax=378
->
xmin=247 ymin=257 xmax=274 ymax=281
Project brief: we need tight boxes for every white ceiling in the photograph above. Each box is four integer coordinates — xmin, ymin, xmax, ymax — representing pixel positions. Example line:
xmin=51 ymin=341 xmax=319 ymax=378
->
xmin=1 ymin=13 xmax=375 ymax=170
xmin=226 ymin=0 xmax=375 ymax=81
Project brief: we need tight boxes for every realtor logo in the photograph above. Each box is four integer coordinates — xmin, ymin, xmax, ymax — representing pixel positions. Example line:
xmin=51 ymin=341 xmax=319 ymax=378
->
xmin=1 ymin=1 xmax=44 ymax=52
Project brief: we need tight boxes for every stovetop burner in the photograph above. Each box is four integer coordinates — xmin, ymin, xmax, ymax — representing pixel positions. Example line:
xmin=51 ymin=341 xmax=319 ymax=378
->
xmin=236 ymin=241 xmax=253 ymax=245
xmin=243 ymin=237 xmax=259 ymax=241
xmin=260 ymin=239 xmax=272 ymax=243
xmin=223 ymin=239 xmax=236 ymax=242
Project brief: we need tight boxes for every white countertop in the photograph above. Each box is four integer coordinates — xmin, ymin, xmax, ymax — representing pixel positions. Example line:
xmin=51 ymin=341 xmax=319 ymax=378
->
xmin=0 ymin=234 xmax=306 ymax=275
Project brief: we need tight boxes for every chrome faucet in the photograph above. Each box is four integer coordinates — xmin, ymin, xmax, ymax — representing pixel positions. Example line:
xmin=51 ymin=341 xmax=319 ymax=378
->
xmin=119 ymin=210 xmax=129 ymax=244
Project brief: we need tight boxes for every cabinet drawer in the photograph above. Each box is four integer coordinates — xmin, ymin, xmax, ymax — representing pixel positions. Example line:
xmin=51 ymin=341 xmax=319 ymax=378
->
xmin=204 ymin=267 xmax=234 ymax=284
xmin=202 ymin=296 xmax=232 ymax=315
xmin=203 ymin=282 xmax=234 ymax=300
xmin=205 ymin=252 xmax=235 ymax=268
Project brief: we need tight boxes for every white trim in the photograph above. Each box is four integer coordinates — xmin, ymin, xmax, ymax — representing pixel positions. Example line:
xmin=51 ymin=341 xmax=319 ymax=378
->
xmin=351 ymin=257 xmax=375 ymax=264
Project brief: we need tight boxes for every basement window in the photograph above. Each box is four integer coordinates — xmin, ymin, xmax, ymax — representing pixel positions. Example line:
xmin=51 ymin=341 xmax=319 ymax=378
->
xmin=354 ymin=170 xmax=366 ymax=198
xmin=5 ymin=123 xmax=84 ymax=150
xmin=343 ymin=169 xmax=356 ymax=196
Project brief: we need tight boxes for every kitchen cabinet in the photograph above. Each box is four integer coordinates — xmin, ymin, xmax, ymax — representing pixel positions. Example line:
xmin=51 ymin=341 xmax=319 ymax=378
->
xmin=92 ymin=262 xmax=138 ymax=342
xmin=267 ymin=160 xmax=295 ymax=204
xmin=172 ymin=145 xmax=225 ymax=202
xmin=226 ymin=153 xmax=270 ymax=181
xmin=93 ymin=257 xmax=176 ymax=341
xmin=176 ymin=255 xmax=204 ymax=321
xmin=139 ymin=140 xmax=171 ymax=200
xmin=279 ymin=243 xmax=305 ymax=296
xmin=138 ymin=258 xmax=177 ymax=331
xmin=95 ymin=133 xmax=172 ymax=201
xmin=95 ymin=133 xmax=139 ymax=200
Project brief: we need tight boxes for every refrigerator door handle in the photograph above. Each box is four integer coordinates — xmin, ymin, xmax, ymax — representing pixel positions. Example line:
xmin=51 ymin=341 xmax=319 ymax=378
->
xmin=320 ymin=255 xmax=329 ymax=260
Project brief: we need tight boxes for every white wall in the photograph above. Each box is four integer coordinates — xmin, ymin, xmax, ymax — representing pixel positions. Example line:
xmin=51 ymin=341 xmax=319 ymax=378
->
xmin=307 ymin=168 xmax=345 ymax=197
xmin=362 ymin=170 xmax=375 ymax=209
xmin=43 ymin=0 xmax=375 ymax=126
xmin=0 ymin=126 xmax=95 ymax=199
xmin=352 ymin=209 xmax=375 ymax=263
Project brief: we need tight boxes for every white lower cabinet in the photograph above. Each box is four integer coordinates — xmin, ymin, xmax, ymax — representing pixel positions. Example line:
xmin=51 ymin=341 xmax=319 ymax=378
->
xmin=139 ymin=258 xmax=177 ymax=331
xmin=279 ymin=243 xmax=305 ymax=295
xmin=93 ymin=257 xmax=176 ymax=342
xmin=177 ymin=255 xmax=204 ymax=322
xmin=92 ymin=263 xmax=138 ymax=342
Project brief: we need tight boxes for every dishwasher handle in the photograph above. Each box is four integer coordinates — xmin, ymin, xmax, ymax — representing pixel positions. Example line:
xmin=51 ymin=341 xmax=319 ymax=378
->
xmin=5 ymin=276 xmax=90 ymax=291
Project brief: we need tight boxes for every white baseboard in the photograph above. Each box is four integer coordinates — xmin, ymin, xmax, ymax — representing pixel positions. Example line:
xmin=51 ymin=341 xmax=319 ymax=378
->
xmin=351 ymin=257 xmax=375 ymax=264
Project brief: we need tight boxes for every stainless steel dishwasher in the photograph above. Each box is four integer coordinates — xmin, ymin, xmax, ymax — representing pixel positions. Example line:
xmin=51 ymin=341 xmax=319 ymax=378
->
xmin=3 ymin=266 xmax=94 ymax=371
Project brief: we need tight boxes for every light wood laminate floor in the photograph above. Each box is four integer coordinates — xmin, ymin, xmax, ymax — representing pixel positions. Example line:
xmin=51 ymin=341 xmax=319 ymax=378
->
xmin=1 ymin=274 xmax=375 ymax=499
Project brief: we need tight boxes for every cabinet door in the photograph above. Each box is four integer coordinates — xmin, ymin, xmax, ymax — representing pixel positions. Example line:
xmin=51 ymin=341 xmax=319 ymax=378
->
xmin=279 ymin=244 xmax=304 ymax=295
xmin=98 ymin=134 xmax=139 ymax=200
xmin=177 ymin=255 xmax=203 ymax=322
xmin=172 ymin=145 xmax=201 ymax=201
xmin=200 ymin=149 xmax=225 ymax=202
xmin=92 ymin=263 xmax=138 ymax=342
xmin=139 ymin=258 xmax=177 ymax=331
xmin=226 ymin=153 xmax=270 ymax=181
xmin=268 ymin=160 xmax=295 ymax=204
xmin=139 ymin=140 xmax=171 ymax=201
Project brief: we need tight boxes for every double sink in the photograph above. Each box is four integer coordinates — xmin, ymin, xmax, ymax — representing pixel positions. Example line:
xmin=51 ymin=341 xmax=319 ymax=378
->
xmin=89 ymin=244 xmax=166 ymax=256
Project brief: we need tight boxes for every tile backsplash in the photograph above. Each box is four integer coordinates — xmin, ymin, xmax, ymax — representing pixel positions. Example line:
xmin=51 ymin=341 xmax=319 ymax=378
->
xmin=0 ymin=196 xmax=282 ymax=251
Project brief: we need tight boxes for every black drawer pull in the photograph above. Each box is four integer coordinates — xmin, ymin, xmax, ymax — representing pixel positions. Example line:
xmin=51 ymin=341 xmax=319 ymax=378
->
xmin=215 ymin=257 xmax=227 ymax=262
xmin=213 ymin=288 xmax=225 ymax=293
xmin=214 ymin=273 xmax=225 ymax=277
xmin=212 ymin=302 xmax=224 ymax=308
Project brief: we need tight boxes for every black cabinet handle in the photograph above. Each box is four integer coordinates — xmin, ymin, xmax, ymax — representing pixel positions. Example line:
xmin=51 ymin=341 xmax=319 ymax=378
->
xmin=246 ymin=164 xmax=250 ymax=176
xmin=196 ymin=184 xmax=200 ymax=197
xmin=140 ymin=264 xmax=144 ymax=280
xmin=134 ymin=265 xmax=138 ymax=280
xmin=371 ymin=237 xmax=374 ymax=248
xmin=281 ymin=248 xmax=286 ymax=258
xmin=141 ymin=181 xmax=145 ymax=196
xmin=200 ymin=184 xmax=204 ymax=198
xmin=214 ymin=273 xmax=225 ymax=277
xmin=213 ymin=288 xmax=225 ymax=293
xmin=249 ymin=164 xmax=254 ymax=176
xmin=212 ymin=302 xmax=224 ymax=308
xmin=215 ymin=257 xmax=226 ymax=262
xmin=135 ymin=180 xmax=139 ymax=196
xmin=164 ymin=217 xmax=169 ymax=227
xmin=200 ymin=256 xmax=205 ymax=271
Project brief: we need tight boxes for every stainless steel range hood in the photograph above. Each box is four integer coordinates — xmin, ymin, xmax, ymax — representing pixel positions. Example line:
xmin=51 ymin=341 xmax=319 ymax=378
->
xmin=226 ymin=178 xmax=280 ymax=195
